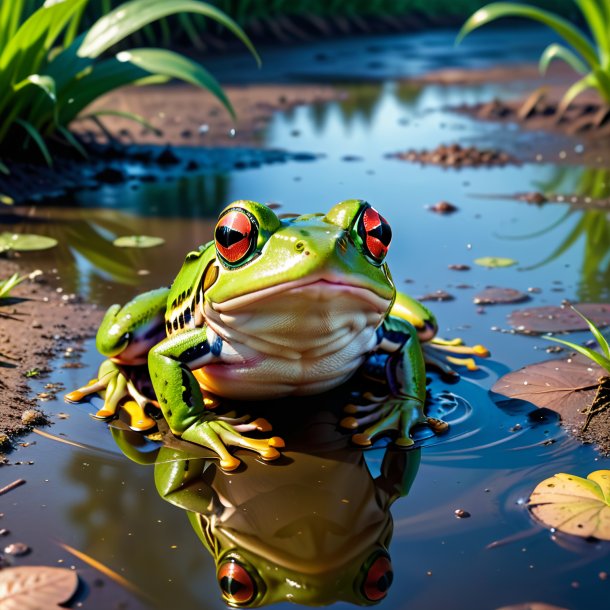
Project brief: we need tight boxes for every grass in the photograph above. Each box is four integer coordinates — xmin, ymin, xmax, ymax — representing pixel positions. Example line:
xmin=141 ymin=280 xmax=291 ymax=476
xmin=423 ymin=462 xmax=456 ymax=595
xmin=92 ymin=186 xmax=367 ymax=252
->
xmin=457 ymin=1 xmax=610 ymax=113
xmin=545 ymin=304 xmax=610 ymax=374
xmin=0 ymin=274 xmax=27 ymax=300
xmin=0 ymin=0 xmax=259 ymax=168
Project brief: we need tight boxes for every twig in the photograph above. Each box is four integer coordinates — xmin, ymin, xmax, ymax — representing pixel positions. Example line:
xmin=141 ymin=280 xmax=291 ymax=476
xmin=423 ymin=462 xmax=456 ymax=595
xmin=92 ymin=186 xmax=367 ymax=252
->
xmin=0 ymin=478 xmax=26 ymax=496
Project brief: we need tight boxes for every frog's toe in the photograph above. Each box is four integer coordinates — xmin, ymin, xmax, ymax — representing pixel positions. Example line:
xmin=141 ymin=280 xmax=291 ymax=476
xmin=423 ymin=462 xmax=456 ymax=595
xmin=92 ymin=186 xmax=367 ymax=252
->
xmin=426 ymin=416 xmax=449 ymax=434
xmin=122 ymin=400 xmax=157 ymax=432
xmin=351 ymin=432 xmax=373 ymax=447
xmin=91 ymin=408 xmax=116 ymax=421
xmin=65 ymin=379 xmax=106 ymax=403
xmin=219 ymin=455 xmax=242 ymax=472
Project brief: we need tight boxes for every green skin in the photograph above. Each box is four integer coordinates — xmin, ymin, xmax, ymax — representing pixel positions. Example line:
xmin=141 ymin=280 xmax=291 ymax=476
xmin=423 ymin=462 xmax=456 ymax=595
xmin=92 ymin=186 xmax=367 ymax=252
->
xmin=68 ymin=200 xmax=446 ymax=470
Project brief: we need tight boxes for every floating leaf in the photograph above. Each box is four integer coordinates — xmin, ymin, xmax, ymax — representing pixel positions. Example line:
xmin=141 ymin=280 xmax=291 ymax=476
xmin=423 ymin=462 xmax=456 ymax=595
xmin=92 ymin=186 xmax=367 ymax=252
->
xmin=113 ymin=235 xmax=165 ymax=249
xmin=473 ymin=287 xmax=530 ymax=305
xmin=491 ymin=354 xmax=603 ymax=421
xmin=0 ymin=565 xmax=78 ymax=609
xmin=509 ymin=303 xmax=610 ymax=333
xmin=0 ymin=233 xmax=58 ymax=252
xmin=474 ymin=257 xmax=517 ymax=268
xmin=528 ymin=470 xmax=610 ymax=540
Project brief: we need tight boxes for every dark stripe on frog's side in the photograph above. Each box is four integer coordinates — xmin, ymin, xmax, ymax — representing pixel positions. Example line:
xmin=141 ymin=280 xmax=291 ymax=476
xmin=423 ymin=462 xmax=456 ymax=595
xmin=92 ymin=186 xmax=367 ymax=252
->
xmin=165 ymin=244 xmax=217 ymax=337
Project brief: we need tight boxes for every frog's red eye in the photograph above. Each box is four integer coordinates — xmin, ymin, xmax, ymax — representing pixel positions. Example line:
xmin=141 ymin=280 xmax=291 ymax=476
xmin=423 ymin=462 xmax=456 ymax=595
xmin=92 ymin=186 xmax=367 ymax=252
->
xmin=218 ymin=560 xmax=256 ymax=605
xmin=362 ymin=554 xmax=393 ymax=602
xmin=215 ymin=208 xmax=258 ymax=265
xmin=357 ymin=206 xmax=391 ymax=263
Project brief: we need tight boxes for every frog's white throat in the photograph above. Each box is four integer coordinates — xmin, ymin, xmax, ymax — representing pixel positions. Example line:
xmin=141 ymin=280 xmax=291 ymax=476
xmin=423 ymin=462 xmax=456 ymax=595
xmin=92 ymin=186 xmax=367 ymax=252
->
xmin=200 ymin=278 xmax=391 ymax=398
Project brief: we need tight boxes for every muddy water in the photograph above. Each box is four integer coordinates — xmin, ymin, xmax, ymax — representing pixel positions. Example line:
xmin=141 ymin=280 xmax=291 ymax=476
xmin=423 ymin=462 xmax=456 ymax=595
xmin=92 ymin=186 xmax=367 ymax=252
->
xmin=2 ymin=27 xmax=609 ymax=610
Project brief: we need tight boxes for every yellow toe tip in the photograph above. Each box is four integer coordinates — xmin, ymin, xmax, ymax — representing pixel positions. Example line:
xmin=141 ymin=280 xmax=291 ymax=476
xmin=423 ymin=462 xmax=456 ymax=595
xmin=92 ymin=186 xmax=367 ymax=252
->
xmin=269 ymin=436 xmax=285 ymax=448
xmin=252 ymin=418 xmax=272 ymax=432
xmin=352 ymin=433 xmax=372 ymax=447
xmin=340 ymin=417 xmax=359 ymax=430
xmin=64 ymin=391 xmax=84 ymax=403
xmin=219 ymin=457 xmax=241 ymax=471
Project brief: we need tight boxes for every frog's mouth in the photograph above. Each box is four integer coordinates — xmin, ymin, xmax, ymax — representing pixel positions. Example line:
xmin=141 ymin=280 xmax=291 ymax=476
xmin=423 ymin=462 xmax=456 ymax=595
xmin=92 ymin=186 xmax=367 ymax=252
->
xmin=211 ymin=276 xmax=392 ymax=314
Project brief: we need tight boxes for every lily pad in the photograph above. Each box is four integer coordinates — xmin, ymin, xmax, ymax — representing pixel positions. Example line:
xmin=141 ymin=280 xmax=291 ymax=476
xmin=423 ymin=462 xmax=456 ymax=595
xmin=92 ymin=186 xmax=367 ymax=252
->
xmin=0 ymin=233 xmax=58 ymax=252
xmin=509 ymin=303 xmax=610 ymax=334
xmin=0 ymin=565 xmax=78 ymax=609
xmin=113 ymin=235 xmax=165 ymax=249
xmin=528 ymin=470 xmax=610 ymax=540
xmin=474 ymin=287 xmax=530 ymax=305
xmin=474 ymin=257 xmax=517 ymax=268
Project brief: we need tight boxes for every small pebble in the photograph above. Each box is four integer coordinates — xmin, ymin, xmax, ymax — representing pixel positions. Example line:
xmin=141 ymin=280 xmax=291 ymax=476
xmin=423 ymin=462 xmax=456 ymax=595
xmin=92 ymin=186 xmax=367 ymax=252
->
xmin=454 ymin=509 xmax=470 ymax=519
xmin=4 ymin=542 xmax=30 ymax=556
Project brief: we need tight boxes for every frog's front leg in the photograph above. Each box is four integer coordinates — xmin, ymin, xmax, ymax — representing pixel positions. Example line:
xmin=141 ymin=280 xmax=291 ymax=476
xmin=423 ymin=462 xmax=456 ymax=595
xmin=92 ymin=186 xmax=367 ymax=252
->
xmin=342 ymin=316 xmax=447 ymax=447
xmin=149 ymin=328 xmax=284 ymax=471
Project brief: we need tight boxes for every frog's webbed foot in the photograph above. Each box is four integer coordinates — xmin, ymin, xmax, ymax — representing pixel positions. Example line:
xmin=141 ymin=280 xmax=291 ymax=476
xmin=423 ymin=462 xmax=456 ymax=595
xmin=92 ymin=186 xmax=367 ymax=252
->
xmin=181 ymin=417 xmax=284 ymax=471
xmin=65 ymin=360 xmax=157 ymax=432
xmin=423 ymin=337 xmax=489 ymax=378
xmin=341 ymin=392 xmax=447 ymax=447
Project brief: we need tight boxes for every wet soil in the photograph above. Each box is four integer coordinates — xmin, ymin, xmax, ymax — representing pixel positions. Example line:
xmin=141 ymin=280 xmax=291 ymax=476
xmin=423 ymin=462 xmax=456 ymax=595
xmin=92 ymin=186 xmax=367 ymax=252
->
xmin=0 ymin=262 xmax=101 ymax=449
xmin=0 ymin=83 xmax=340 ymax=205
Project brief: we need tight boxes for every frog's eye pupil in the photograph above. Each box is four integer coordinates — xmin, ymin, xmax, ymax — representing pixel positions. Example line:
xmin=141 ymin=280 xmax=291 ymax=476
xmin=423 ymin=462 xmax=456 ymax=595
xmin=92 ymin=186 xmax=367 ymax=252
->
xmin=358 ymin=206 xmax=391 ymax=263
xmin=218 ymin=561 xmax=256 ymax=605
xmin=362 ymin=555 xmax=393 ymax=602
xmin=215 ymin=209 xmax=257 ymax=265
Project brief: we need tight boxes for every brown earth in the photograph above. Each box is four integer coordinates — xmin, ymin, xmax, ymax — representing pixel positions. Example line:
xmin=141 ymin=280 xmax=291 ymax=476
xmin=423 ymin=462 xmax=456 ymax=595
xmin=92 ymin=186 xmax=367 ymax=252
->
xmin=0 ymin=261 xmax=102 ymax=455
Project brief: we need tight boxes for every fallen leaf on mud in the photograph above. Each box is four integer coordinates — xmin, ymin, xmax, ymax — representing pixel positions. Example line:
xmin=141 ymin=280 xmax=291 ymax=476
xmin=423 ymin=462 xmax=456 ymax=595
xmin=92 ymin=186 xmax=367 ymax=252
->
xmin=113 ymin=235 xmax=165 ymax=248
xmin=490 ymin=354 xmax=603 ymax=421
xmin=0 ymin=566 xmax=78 ymax=609
xmin=509 ymin=303 xmax=610 ymax=333
xmin=0 ymin=233 xmax=58 ymax=252
xmin=474 ymin=257 xmax=517 ymax=268
xmin=474 ymin=287 xmax=530 ymax=305
xmin=528 ymin=470 xmax=610 ymax=540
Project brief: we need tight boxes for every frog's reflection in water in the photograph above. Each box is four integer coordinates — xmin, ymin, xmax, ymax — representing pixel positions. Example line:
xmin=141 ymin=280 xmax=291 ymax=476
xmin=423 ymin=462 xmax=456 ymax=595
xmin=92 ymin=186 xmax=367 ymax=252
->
xmin=112 ymin=398 xmax=421 ymax=607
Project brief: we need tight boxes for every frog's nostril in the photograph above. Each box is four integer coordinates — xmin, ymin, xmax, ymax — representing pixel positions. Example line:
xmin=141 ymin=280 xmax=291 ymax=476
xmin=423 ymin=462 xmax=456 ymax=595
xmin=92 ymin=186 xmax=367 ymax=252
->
xmin=295 ymin=240 xmax=305 ymax=252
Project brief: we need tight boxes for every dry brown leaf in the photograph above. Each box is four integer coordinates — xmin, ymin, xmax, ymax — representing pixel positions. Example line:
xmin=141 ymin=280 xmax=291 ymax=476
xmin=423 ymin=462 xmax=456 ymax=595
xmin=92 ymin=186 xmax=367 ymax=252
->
xmin=0 ymin=566 xmax=78 ymax=609
xmin=508 ymin=303 xmax=610 ymax=334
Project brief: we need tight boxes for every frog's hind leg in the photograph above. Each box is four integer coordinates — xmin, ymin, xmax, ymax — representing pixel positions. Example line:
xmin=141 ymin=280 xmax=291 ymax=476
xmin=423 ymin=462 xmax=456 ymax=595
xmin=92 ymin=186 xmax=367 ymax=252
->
xmin=392 ymin=291 xmax=489 ymax=376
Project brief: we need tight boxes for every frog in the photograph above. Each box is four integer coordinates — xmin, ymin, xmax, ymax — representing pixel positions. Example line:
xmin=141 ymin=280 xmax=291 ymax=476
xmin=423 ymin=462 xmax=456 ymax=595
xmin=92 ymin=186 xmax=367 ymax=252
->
xmin=67 ymin=199 xmax=487 ymax=470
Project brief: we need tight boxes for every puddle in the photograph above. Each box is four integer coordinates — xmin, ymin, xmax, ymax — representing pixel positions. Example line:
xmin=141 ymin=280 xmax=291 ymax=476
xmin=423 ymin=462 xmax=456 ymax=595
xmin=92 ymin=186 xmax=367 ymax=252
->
xmin=2 ymin=26 xmax=609 ymax=610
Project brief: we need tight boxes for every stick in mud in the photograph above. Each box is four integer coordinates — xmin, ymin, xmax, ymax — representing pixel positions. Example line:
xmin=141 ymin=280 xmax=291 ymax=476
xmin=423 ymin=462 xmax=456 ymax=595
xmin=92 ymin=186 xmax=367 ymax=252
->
xmin=0 ymin=478 xmax=25 ymax=496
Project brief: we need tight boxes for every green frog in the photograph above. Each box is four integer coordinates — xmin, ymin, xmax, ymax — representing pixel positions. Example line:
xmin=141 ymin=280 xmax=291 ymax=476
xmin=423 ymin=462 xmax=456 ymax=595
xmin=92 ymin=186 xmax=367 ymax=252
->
xmin=67 ymin=199 xmax=487 ymax=470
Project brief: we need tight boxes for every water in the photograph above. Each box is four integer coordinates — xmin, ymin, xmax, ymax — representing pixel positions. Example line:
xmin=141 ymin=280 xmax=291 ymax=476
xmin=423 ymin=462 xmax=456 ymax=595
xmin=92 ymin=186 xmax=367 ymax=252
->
xmin=1 ymin=26 xmax=609 ymax=610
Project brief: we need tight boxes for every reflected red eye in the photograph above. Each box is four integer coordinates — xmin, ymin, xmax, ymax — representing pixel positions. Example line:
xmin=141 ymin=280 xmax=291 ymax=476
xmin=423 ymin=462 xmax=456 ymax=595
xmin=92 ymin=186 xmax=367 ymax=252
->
xmin=357 ymin=206 xmax=391 ymax=263
xmin=218 ymin=560 xmax=256 ymax=605
xmin=215 ymin=208 xmax=258 ymax=265
xmin=362 ymin=554 xmax=393 ymax=602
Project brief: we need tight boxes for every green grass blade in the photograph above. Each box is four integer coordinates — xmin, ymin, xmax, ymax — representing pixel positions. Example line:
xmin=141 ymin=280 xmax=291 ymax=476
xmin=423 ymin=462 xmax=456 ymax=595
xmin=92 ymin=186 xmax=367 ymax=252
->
xmin=80 ymin=109 xmax=163 ymax=135
xmin=545 ymin=335 xmax=610 ymax=373
xmin=539 ymin=43 xmax=589 ymax=75
xmin=13 ymin=74 xmax=57 ymax=101
xmin=574 ymin=0 xmax=609 ymax=66
xmin=457 ymin=3 xmax=598 ymax=69
xmin=57 ymin=125 xmax=88 ymax=158
xmin=116 ymin=48 xmax=236 ymax=118
xmin=0 ymin=273 xmax=26 ymax=299
xmin=568 ymin=305 xmax=610 ymax=360
xmin=15 ymin=119 xmax=53 ymax=167
xmin=79 ymin=0 xmax=261 ymax=66
xmin=558 ymin=72 xmax=598 ymax=114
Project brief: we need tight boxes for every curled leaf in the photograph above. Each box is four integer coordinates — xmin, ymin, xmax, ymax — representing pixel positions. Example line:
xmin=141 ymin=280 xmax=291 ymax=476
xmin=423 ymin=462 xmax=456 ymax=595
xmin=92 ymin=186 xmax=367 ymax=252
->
xmin=0 ymin=565 xmax=78 ymax=609
xmin=474 ymin=257 xmax=517 ymax=268
xmin=528 ymin=470 xmax=610 ymax=540
xmin=113 ymin=235 xmax=165 ymax=248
